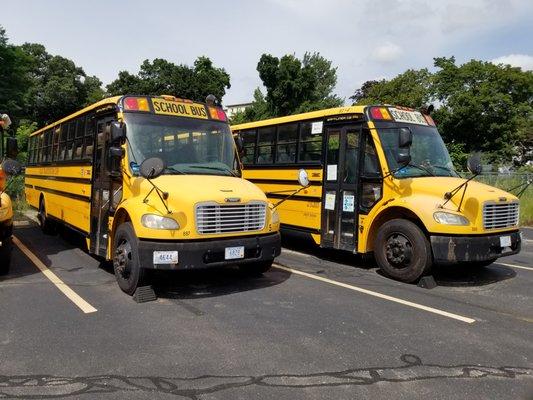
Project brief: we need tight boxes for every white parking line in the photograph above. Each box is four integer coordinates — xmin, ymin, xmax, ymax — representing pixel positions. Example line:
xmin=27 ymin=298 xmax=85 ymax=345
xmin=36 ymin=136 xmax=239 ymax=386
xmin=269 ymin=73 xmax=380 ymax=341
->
xmin=13 ymin=236 xmax=97 ymax=314
xmin=273 ymin=264 xmax=476 ymax=324
xmin=494 ymin=262 xmax=533 ymax=271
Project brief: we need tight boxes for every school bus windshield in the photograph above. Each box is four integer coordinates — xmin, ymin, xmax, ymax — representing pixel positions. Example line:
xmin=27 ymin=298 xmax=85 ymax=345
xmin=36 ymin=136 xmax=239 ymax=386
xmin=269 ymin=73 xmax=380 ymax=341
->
xmin=124 ymin=113 xmax=240 ymax=177
xmin=377 ymin=124 xmax=458 ymax=178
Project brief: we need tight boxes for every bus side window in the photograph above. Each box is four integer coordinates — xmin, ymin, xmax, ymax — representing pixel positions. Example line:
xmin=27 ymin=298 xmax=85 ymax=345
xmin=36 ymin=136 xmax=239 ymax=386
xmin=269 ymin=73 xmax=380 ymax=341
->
xmin=298 ymin=121 xmax=323 ymax=163
xmin=256 ymin=126 xmax=275 ymax=164
xmin=276 ymin=123 xmax=297 ymax=163
xmin=240 ymin=129 xmax=256 ymax=165
xmin=84 ymin=116 xmax=95 ymax=159
xmin=59 ymin=124 xmax=68 ymax=161
xmin=66 ymin=121 xmax=76 ymax=160
xmin=361 ymin=133 xmax=382 ymax=210
xmin=52 ymin=127 xmax=61 ymax=161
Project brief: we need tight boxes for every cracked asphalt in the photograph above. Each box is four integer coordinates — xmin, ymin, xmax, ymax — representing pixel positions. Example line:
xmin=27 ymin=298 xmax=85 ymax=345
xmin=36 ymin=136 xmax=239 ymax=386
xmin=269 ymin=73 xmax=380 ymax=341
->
xmin=1 ymin=219 xmax=532 ymax=399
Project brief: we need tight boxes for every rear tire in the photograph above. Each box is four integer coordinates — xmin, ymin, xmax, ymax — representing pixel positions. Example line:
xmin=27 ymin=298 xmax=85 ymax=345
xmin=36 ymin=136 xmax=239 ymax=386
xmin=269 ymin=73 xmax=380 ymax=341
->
xmin=38 ymin=198 xmax=57 ymax=235
xmin=375 ymin=219 xmax=432 ymax=283
xmin=239 ymin=260 xmax=273 ymax=276
xmin=0 ymin=237 xmax=12 ymax=275
xmin=113 ymin=222 xmax=147 ymax=295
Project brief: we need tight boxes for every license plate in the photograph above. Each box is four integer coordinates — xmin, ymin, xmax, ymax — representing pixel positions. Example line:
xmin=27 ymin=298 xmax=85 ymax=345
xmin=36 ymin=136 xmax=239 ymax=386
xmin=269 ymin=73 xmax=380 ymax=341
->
xmin=499 ymin=236 xmax=511 ymax=248
xmin=153 ymin=251 xmax=178 ymax=264
xmin=225 ymin=246 xmax=244 ymax=260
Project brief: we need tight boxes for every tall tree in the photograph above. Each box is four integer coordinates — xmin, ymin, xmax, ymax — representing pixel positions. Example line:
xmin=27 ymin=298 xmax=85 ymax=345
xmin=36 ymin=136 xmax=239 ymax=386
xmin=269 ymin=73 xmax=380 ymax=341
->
xmin=107 ymin=57 xmax=230 ymax=102
xmin=20 ymin=43 xmax=104 ymax=126
xmin=0 ymin=26 xmax=32 ymax=127
xmin=350 ymin=69 xmax=432 ymax=108
xmin=431 ymin=56 xmax=533 ymax=161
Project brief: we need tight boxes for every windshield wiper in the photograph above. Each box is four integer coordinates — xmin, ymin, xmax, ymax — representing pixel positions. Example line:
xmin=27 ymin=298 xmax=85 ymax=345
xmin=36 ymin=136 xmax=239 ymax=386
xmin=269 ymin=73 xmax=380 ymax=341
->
xmin=189 ymin=165 xmax=239 ymax=177
xmin=163 ymin=166 xmax=185 ymax=175
xmin=399 ymin=163 xmax=434 ymax=176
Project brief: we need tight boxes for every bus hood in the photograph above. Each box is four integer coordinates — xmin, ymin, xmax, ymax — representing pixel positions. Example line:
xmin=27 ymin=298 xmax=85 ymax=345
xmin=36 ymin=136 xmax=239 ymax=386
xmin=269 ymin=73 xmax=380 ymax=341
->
xmin=131 ymin=174 xmax=268 ymax=210
xmin=390 ymin=176 xmax=519 ymax=233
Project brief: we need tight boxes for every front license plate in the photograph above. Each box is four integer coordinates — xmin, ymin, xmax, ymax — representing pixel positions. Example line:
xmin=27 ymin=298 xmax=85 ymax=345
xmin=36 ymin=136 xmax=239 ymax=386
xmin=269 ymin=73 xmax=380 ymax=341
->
xmin=225 ymin=246 xmax=245 ymax=260
xmin=153 ymin=251 xmax=178 ymax=264
xmin=500 ymin=236 xmax=512 ymax=248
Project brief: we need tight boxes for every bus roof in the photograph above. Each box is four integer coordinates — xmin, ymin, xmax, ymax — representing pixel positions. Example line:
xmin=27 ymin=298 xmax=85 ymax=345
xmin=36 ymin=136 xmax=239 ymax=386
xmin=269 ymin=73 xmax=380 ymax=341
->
xmin=231 ymin=105 xmax=368 ymax=130
xmin=30 ymin=96 xmax=122 ymax=137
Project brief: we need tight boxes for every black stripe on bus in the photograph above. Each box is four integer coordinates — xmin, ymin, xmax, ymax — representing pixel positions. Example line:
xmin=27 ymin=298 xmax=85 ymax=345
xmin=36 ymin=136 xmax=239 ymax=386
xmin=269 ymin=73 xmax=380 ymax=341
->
xmin=247 ymin=178 xmax=322 ymax=186
xmin=266 ymin=193 xmax=322 ymax=203
xmin=26 ymin=161 xmax=93 ymax=168
xmin=243 ymin=163 xmax=322 ymax=170
xmin=281 ymin=223 xmax=321 ymax=235
xmin=25 ymin=174 xmax=92 ymax=184
xmin=25 ymin=184 xmax=33 ymax=189
xmin=33 ymin=186 xmax=91 ymax=203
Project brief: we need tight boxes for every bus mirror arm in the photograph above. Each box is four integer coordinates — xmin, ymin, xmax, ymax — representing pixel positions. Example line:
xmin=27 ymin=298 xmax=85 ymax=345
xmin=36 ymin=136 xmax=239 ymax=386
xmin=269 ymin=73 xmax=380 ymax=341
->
xmin=271 ymin=168 xmax=310 ymax=209
xmin=272 ymin=186 xmax=307 ymax=209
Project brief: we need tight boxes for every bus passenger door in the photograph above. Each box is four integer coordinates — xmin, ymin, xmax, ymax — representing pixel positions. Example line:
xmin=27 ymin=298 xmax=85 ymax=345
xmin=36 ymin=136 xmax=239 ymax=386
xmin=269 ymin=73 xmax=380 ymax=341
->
xmin=321 ymin=124 xmax=361 ymax=251
xmin=89 ymin=117 xmax=114 ymax=257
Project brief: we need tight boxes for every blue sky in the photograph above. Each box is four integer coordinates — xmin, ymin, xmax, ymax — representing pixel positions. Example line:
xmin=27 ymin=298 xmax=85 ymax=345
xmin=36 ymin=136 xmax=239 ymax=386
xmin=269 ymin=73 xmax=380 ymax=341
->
xmin=2 ymin=0 xmax=532 ymax=105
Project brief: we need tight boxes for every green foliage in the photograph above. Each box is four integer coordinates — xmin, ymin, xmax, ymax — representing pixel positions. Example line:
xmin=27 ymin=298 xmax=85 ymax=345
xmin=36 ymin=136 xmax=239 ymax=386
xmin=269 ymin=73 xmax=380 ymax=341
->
xmin=20 ymin=43 xmax=105 ymax=126
xmin=107 ymin=56 xmax=230 ymax=102
xmin=432 ymin=57 xmax=533 ymax=162
xmin=14 ymin=120 xmax=37 ymax=164
xmin=350 ymin=57 xmax=533 ymax=166
xmin=351 ymin=69 xmax=432 ymax=108
xmin=0 ymin=27 xmax=32 ymax=127
xmin=234 ymin=52 xmax=343 ymax=124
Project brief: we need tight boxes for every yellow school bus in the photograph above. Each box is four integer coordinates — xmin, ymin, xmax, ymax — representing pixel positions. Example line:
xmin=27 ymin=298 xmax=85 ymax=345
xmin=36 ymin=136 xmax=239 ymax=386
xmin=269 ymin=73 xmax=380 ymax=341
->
xmin=1 ymin=113 xmax=21 ymax=275
xmin=232 ymin=105 xmax=521 ymax=282
xmin=25 ymin=95 xmax=281 ymax=294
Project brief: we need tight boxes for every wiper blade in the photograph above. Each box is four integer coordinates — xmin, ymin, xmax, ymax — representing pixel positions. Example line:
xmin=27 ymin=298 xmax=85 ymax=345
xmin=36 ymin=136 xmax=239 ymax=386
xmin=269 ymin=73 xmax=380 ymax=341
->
xmin=401 ymin=163 xmax=434 ymax=176
xmin=164 ymin=166 xmax=185 ymax=175
xmin=189 ymin=165 xmax=238 ymax=177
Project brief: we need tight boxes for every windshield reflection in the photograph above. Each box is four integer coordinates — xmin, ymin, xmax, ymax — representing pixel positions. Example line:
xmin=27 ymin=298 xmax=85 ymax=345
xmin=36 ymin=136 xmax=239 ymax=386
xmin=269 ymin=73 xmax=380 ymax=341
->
xmin=124 ymin=113 xmax=239 ymax=177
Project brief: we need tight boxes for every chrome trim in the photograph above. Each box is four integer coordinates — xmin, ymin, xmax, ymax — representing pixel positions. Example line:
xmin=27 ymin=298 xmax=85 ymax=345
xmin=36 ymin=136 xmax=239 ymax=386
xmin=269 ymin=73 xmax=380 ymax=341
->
xmin=195 ymin=201 xmax=267 ymax=234
xmin=482 ymin=201 xmax=519 ymax=230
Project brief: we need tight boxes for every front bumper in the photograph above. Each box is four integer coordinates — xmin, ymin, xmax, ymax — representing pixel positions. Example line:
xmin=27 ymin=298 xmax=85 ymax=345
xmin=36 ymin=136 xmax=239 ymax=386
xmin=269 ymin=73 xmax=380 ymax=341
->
xmin=0 ymin=219 xmax=13 ymax=245
xmin=430 ymin=230 xmax=521 ymax=264
xmin=137 ymin=232 xmax=281 ymax=270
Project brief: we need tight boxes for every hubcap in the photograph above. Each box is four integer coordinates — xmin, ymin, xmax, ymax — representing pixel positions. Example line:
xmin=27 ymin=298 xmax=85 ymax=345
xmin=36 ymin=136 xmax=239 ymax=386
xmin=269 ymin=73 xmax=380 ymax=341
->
xmin=385 ymin=233 xmax=413 ymax=269
xmin=114 ymin=239 xmax=132 ymax=279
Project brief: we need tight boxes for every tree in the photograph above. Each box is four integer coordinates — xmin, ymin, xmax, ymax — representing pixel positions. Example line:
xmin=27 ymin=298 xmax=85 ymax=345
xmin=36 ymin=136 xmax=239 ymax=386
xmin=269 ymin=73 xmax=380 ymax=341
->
xmin=0 ymin=26 xmax=32 ymax=127
xmin=20 ymin=43 xmax=104 ymax=126
xmin=350 ymin=69 xmax=432 ymax=108
xmin=107 ymin=57 xmax=231 ymax=102
xmin=431 ymin=57 xmax=533 ymax=161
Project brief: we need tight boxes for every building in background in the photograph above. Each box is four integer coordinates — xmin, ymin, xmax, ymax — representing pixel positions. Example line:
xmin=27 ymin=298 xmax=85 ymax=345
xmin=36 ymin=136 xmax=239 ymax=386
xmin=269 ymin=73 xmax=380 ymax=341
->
xmin=224 ymin=102 xmax=252 ymax=119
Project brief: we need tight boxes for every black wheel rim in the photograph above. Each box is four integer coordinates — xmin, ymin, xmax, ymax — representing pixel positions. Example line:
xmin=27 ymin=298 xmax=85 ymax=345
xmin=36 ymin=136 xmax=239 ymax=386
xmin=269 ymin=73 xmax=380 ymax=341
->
xmin=114 ymin=238 xmax=133 ymax=280
xmin=385 ymin=232 xmax=413 ymax=269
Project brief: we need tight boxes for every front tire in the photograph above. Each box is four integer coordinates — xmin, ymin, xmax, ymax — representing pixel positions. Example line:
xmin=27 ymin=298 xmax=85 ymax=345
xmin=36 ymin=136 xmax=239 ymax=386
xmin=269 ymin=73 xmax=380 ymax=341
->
xmin=0 ymin=237 xmax=12 ymax=275
xmin=375 ymin=219 xmax=432 ymax=283
xmin=239 ymin=260 xmax=273 ymax=276
xmin=113 ymin=222 xmax=147 ymax=295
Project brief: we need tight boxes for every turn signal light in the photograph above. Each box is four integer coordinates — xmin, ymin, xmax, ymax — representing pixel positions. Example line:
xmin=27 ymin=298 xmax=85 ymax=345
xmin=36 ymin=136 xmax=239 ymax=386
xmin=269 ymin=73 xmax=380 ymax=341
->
xmin=370 ymin=107 xmax=392 ymax=120
xmin=123 ymin=97 xmax=150 ymax=112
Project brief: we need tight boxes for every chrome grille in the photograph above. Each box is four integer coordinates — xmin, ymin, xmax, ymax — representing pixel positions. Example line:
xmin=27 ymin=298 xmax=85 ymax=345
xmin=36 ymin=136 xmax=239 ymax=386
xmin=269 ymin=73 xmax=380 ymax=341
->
xmin=483 ymin=202 xmax=519 ymax=230
xmin=196 ymin=202 xmax=267 ymax=234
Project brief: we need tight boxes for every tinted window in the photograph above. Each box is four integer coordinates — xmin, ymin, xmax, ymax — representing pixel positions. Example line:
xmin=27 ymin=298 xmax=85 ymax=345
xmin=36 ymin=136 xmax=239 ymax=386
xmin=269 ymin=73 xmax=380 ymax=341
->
xmin=256 ymin=127 xmax=275 ymax=164
xmin=240 ymin=129 xmax=256 ymax=165
xmin=299 ymin=120 xmax=323 ymax=163
xmin=276 ymin=123 xmax=297 ymax=163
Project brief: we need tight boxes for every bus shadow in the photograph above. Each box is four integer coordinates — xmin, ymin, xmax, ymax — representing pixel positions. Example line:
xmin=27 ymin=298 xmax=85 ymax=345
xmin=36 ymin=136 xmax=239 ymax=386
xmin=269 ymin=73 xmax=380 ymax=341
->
xmin=280 ymin=231 xmax=516 ymax=287
xmin=150 ymin=267 xmax=292 ymax=300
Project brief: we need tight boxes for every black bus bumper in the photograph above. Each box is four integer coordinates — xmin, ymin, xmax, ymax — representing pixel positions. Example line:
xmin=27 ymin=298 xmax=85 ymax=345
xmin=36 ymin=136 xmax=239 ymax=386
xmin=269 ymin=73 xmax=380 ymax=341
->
xmin=430 ymin=230 xmax=521 ymax=264
xmin=137 ymin=232 xmax=281 ymax=270
xmin=0 ymin=219 xmax=13 ymax=251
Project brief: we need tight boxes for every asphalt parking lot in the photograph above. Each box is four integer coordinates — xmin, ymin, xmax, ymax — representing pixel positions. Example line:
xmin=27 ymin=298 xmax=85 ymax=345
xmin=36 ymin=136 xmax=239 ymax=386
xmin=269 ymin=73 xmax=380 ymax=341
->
xmin=1 ymin=217 xmax=532 ymax=399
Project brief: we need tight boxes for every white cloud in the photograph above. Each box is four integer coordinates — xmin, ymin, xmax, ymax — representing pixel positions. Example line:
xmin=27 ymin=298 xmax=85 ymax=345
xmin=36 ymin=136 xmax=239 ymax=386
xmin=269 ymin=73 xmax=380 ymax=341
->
xmin=372 ymin=43 xmax=403 ymax=63
xmin=491 ymin=54 xmax=533 ymax=71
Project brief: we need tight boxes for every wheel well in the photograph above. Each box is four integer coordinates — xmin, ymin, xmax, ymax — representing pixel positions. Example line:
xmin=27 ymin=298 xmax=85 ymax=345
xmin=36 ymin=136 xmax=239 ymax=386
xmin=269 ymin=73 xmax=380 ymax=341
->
xmin=366 ymin=207 xmax=428 ymax=252
xmin=111 ymin=208 xmax=131 ymax=249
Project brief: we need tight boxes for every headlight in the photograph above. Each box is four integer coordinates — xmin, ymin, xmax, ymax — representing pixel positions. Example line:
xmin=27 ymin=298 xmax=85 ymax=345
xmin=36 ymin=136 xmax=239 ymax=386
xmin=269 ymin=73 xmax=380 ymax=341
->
xmin=271 ymin=209 xmax=280 ymax=224
xmin=433 ymin=211 xmax=469 ymax=225
xmin=141 ymin=214 xmax=180 ymax=230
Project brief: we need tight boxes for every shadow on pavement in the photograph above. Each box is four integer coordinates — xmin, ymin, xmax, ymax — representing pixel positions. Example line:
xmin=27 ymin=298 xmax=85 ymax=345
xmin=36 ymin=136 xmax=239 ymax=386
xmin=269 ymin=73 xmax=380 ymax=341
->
xmin=281 ymin=230 xmax=517 ymax=288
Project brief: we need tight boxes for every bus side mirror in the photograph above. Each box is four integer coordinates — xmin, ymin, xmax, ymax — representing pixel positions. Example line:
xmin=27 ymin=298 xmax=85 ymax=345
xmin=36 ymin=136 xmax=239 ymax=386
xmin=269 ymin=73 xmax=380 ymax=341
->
xmin=467 ymin=153 xmax=482 ymax=175
xmin=397 ymin=128 xmax=412 ymax=166
xmin=108 ymin=146 xmax=125 ymax=177
xmin=1 ymin=159 xmax=22 ymax=176
xmin=6 ymin=137 xmax=18 ymax=159
xmin=140 ymin=157 xmax=166 ymax=180
xmin=109 ymin=122 xmax=126 ymax=144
